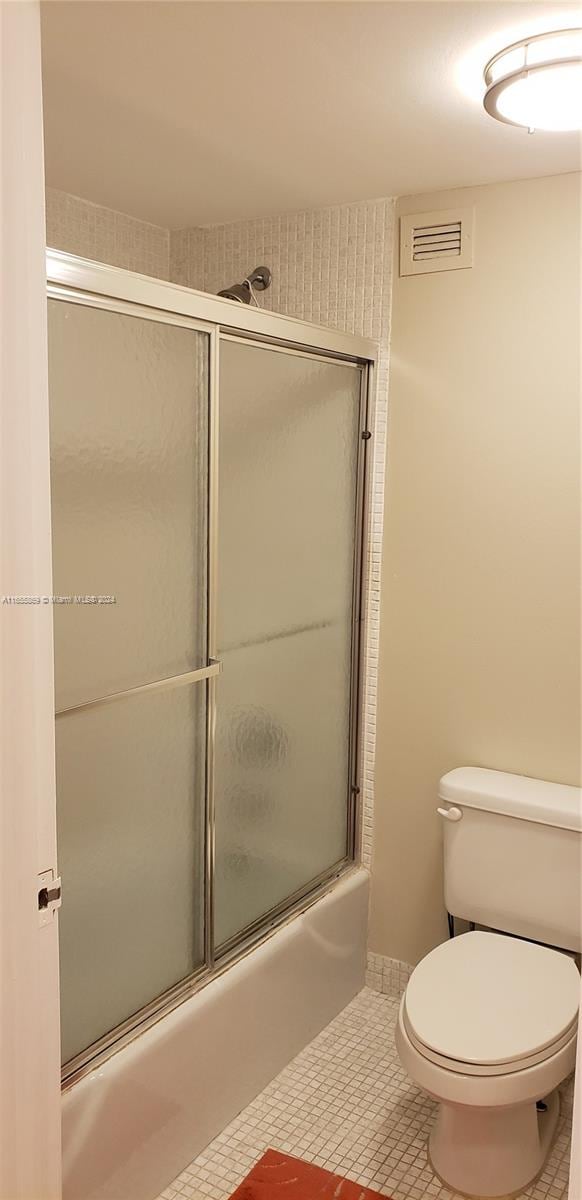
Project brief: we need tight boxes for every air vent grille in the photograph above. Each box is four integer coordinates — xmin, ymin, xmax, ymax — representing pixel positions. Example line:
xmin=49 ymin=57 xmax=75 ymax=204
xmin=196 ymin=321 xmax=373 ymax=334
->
xmin=400 ymin=207 xmax=474 ymax=276
xmin=413 ymin=221 xmax=462 ymax=261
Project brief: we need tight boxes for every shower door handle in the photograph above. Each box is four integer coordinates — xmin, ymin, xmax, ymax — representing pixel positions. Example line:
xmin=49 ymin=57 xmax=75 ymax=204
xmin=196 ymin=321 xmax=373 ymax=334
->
xmin=56 ymin=661 xmax=223 ymax=718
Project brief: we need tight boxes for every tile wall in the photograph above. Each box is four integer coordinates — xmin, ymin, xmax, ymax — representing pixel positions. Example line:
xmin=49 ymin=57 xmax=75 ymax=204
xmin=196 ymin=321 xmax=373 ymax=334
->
xmin=366 ymin=952 xmax=413 ymax=998
xmin=46 ymin=187 xmax=169 ymax=279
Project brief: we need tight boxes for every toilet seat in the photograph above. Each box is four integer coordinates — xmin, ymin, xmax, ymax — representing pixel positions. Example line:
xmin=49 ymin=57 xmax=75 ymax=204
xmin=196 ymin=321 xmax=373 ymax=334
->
xmin=403 ymin=931 xmax=580 ymax=1076
xmin=402 ymin=1006 xmax=577 ymax=1076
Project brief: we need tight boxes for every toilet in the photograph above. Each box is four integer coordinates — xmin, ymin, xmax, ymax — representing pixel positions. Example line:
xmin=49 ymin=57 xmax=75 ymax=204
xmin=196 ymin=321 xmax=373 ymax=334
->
xmin=395 ymin=767 xmax=581 ymax=1199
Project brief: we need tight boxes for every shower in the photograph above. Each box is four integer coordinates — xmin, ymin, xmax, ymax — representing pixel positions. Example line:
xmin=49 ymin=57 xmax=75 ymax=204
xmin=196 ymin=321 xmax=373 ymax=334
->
xmin=47 ymin=248 xmax=375 ymax=1198
xmin=218 ymin=265 xmax=272 ymax=303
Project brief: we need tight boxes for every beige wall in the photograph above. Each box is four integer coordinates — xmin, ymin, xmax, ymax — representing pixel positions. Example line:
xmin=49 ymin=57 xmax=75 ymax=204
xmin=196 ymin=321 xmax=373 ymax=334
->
xmin=370 ymin=172 xmax=582 ymax=967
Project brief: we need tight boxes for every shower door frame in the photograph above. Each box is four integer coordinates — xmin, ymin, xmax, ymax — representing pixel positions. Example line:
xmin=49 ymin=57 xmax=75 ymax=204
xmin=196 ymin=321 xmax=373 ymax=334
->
xmin=46 ymin=250 xmax=377 ymax=1088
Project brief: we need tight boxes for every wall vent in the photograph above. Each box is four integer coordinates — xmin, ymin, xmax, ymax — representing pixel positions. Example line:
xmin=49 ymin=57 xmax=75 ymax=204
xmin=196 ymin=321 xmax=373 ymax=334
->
xmin=400 ymin=207 xmax=474 ymax=276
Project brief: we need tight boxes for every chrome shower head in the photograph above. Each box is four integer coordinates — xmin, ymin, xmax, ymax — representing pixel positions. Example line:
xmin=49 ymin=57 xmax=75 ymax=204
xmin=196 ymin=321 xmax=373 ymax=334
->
xmin=218 ymin=266 xmax=272 ymax=304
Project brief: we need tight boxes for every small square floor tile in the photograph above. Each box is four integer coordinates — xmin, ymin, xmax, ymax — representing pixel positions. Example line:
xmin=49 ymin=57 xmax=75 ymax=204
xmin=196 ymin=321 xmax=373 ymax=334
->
xmin=156 ymin=989 xmax=573 ymax=1200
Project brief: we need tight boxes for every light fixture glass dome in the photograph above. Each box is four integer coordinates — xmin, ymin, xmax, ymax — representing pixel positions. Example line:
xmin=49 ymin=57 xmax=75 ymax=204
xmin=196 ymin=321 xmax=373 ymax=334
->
xmin=483 ymin=28 xmax=582 ymax=132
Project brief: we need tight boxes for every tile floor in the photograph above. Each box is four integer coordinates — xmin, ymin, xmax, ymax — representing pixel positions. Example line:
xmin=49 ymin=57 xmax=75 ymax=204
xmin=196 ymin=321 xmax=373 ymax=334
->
xmin=157 ymin=988 xmax=573 ymax=1200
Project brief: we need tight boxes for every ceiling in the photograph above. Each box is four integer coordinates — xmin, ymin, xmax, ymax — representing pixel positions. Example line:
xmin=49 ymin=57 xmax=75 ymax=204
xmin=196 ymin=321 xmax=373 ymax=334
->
xmin=41 ymin=1 xmax=582 ymax=229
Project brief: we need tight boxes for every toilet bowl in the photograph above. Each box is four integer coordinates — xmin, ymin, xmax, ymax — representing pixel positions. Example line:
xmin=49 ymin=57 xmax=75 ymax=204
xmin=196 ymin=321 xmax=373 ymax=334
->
xmin=396 ymin=931 xmax=579 ymax=1199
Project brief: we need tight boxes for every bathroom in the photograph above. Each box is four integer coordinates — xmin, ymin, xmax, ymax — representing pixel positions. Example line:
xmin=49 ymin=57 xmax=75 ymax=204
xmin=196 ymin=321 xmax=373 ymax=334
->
xmin=1 ymin=2 xmax=581 ymax=1199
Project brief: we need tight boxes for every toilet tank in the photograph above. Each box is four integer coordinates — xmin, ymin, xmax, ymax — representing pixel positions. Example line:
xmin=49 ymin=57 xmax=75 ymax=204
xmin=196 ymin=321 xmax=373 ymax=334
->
xmin=439 ymin=767 xmax=582 ymax=953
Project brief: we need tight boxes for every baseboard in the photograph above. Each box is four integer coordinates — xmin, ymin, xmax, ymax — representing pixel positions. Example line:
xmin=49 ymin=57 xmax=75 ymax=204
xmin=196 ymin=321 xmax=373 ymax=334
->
xmin=366 ymin=952 xmax=413 ymax=998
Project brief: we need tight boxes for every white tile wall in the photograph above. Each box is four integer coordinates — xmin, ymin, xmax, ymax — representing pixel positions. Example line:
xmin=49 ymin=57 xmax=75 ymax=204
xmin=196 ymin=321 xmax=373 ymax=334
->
xmin=46 ymin=188 xmax=170 ymax=279
xmin=168 ymin=226 xmax=205 ymax=289
xmin=366 ymin=952 xmax=413 ymax=998
xmin=169 ymin=197 xmax=396 ymax=868
xmin=157 ymin=987 xmax=573 ymax=1200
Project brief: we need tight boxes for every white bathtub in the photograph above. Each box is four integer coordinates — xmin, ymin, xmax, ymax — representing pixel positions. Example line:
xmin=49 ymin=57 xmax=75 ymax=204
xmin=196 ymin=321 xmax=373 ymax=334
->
xmin=62 ymin=867 xmax=369 ymax=1200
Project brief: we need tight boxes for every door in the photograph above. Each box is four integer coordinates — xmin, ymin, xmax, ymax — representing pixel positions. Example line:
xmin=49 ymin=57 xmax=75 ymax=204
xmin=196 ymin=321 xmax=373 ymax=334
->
xmin=214 ymin=338 xmax=363 ymax=950
xmin=0 ymin=3 xmax=62 ymax=1197
xmin=48 ymin=298 xmax=212 ymax=1074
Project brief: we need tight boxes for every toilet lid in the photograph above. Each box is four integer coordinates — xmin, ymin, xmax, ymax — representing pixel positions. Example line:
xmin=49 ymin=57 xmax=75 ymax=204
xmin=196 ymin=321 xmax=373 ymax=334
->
xmin=404 ymin=932 xmax=580 ymax=1067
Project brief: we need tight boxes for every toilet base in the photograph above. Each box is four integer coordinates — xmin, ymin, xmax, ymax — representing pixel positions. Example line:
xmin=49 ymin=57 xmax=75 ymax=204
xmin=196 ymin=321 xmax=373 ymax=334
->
xmin=428 ymin=1090 xmax=560 ymax=1199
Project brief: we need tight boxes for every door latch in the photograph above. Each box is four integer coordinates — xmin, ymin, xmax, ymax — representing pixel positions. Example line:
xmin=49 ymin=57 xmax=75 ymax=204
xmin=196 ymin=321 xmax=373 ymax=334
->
xmin=38 ymin=870 xmax=62 ymax=927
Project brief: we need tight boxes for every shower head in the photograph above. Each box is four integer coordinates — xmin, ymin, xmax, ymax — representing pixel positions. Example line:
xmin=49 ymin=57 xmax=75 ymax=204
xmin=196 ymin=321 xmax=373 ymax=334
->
xmin=218 ymin=281 xmax=254 ymax=303
xmin=218 ymin=266 xmax=272 ymax=304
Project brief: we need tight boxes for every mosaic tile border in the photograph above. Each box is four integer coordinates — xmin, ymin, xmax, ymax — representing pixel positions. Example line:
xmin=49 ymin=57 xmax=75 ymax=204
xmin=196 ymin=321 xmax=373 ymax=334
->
xmin=366 ymin=953 xmax=413 ymax=998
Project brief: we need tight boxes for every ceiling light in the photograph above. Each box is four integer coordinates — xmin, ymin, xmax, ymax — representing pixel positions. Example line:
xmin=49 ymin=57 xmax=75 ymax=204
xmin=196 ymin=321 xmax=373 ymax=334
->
xmin=483 ymin=28 xmax=582 ymax=132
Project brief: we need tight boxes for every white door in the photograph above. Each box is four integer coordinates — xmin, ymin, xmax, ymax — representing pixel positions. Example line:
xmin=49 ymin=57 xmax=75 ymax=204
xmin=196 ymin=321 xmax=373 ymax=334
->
xmin=0 ymin=2 xmax=62 ymax=1197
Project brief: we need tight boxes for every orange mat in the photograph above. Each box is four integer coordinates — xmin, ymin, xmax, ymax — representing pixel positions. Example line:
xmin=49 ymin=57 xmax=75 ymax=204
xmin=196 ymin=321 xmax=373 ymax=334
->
xmin=229 ymin=1148 xmax=390 ymax=1198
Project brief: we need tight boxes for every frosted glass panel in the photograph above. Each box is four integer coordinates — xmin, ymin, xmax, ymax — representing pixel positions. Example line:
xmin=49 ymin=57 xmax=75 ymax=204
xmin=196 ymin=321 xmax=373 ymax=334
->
xmin=48 ymin=300 xmax=208 ymax=711
xmin=48 ymin=298 xmax=210 ymax=1066
xmin=57 ymin=683 xmax=206 ymax=1064
xmin=215 ymin=341 xmax=361 ymax=946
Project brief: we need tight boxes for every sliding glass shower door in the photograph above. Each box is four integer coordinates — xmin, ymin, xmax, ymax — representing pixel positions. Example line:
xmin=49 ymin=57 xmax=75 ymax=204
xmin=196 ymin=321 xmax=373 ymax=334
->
xmin=49 ymin=300 xmax=211 ymax=1065
xmin=48 ymin=266 xmax=369 ymax=1077
xmin=214 ymin=340 xmax=363 ymax=948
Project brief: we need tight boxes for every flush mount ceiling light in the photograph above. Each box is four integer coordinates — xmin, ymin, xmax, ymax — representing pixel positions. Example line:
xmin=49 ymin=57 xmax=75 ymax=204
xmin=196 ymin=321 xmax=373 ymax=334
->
xmin=483 ymin=28 xmax=582 ymax=132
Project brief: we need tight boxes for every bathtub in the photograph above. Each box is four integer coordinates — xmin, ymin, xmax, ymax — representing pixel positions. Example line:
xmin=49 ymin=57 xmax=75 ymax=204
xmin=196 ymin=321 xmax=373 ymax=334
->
xmin=62 ymin=867 xmax=369 ymax=1200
